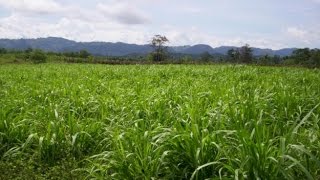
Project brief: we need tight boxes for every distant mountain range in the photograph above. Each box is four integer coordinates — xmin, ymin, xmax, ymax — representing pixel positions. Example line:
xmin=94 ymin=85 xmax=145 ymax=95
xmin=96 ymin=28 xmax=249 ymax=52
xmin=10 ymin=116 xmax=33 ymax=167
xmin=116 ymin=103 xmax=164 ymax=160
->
xmin=0 ymin=37 xmax=296 ymax=57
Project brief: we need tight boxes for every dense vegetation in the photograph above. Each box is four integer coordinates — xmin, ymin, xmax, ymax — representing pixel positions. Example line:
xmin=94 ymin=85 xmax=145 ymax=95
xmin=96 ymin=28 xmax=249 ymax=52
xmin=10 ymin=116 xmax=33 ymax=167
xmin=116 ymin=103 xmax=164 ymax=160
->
xmin=1 ymin=64 xmax=320 ymax=179
xmin=0 ymin=46 xmax=320 ymax=67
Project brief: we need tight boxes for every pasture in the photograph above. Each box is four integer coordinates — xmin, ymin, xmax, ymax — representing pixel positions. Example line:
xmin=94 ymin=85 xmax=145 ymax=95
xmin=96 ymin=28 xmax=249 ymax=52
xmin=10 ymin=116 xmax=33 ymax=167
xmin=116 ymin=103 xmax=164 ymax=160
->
xmin=0 ymin=64 xmax=320 ymax=179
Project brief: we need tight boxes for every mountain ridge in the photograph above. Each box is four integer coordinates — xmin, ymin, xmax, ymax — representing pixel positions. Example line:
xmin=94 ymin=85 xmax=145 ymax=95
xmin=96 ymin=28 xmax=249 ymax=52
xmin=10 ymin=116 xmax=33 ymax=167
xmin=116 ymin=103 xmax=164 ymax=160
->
xmin=0 ymin=37 xmax=297 ymax=57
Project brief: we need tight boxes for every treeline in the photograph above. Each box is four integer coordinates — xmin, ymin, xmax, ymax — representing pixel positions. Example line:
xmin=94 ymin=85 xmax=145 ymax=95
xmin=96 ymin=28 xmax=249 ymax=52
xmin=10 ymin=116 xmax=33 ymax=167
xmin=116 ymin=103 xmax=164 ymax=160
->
xmin=0 ymin=46 xmax=319 ymax=67
xmin=148 ymin=35 xmax=320 ymax=67
xmin=0 ymin=47 xmax=146 ymax=64
xmin=0 ymin=48 xmax=48 ymax=64
xmin=170 ymin=45 xmax=320 ymax=67
xmin=223 ymin=45 xmax=320 ymax=67
xmin=0 ymin=48 xmax=94 ymax=64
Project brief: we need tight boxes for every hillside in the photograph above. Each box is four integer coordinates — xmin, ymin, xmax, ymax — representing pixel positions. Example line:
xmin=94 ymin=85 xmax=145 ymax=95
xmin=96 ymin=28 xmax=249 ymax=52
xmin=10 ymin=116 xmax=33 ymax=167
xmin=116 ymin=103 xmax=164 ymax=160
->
xmin=0 ymin=37 xmax=296 ymax=56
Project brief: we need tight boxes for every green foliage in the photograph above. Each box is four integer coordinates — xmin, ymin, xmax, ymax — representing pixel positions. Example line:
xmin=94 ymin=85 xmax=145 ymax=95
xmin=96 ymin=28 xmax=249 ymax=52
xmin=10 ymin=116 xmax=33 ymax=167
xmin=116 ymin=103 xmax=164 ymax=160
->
xmin=289 ymin=48 xmax=320 ymax=67
xmin=258 ymin=55 xmax=282 ymax=65
xmin=239 ymin=44 xmax=253 ymax=63
xmin=282 ymin=58 xmax=296 ymax=65
xmin=30 ymin=49 xmax=47 ymax=64
xmin=79 ymin=50 xmax=90 ymax=59
xmin=258 ymin=55 xmax=272 ymax=65
xmin=310 ymin=49 xmax=320 ymax=66
xmin=0 ymin=48 xmax=7 ymax=54
xmin=226 ymin=45 xmax=253 ymax=64
xmin=25 ymin=47 xmax=33 ymax=54
xmin=292 ymin=48 xmax=311 ymax=64
xmin=182 ymin=55 xmax=193 ymax=62
xmin=63 ymin=51 xmax=78 ymax=58
xmin=227 ymin=48 xmax=240 ymax=63
xmin=200 ymin=51 xmax=213 ymax=62
xmin=2 ymin=46 xmax=320 ymax=67
xmin=0 ymin=64 xmax=320 ymax=179
xmin=146 ymin=53 xmax=154 ymax=62
xmin=150 ymin=51 xmax=167 ymax=62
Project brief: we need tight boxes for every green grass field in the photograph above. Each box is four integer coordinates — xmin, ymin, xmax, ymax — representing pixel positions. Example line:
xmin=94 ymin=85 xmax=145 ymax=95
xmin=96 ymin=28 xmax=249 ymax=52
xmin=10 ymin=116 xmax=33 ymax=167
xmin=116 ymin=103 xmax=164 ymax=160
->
xmin=1 ymin=64 xmax=320 ymax=179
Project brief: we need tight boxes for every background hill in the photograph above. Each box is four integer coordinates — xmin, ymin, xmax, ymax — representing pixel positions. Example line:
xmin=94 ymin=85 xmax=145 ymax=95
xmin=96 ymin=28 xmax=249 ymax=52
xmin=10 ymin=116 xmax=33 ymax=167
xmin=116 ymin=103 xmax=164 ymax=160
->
xmin=0 ymin=37 xmax=296 ymax=57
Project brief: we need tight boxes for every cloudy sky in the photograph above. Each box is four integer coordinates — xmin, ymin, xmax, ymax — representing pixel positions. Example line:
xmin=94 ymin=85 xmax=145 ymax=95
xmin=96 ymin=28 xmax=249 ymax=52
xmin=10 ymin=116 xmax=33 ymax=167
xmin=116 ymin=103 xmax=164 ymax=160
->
xmin=0 ymin=0 xmax=319 ymax=49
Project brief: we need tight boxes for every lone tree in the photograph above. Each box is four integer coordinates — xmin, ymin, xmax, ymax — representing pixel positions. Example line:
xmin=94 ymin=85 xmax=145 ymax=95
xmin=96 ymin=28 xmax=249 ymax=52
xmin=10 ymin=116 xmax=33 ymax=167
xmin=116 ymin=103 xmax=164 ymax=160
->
xmin=239 ymin=44 xmax=253 ymax=63
xmin=150 ymin=35 xmax=169 ymax=61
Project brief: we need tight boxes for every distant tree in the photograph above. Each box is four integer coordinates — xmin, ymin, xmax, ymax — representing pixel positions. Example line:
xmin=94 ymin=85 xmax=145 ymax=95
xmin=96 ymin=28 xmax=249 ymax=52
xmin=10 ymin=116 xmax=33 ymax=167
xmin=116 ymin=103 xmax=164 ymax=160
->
xmin=63 ymin=51 xmax=78 ymax=58
xmin=258 ymin=54 xmax=271 ymax=65
xmin=25 ymin=47 xmax=33 ymax=53
xmin=310 ymin=49 xmax=320 ymax=67
xmin=200 ymin=51 xmax=213 ymax=62
xmin=146 ymin=53 xmax=154 ymax=62
xmin=182 ymin=55 xmax=193 ymax=63
xmin=0 ymin=48 xmax=7 ymax=54
xmin=227 ymin=49 xmax=234 ymax=62
xmin=150 ymin=35 xmax=169 ymax=61
xmin=22 ymin=47 xmax=34 ymax=60
xmin=292 ymin=48 xmax=311 ymax=64
xmin=227 ymin=48 xmax=240 ymax=63
xmin=272 ymin=55 xmax=282 ymax=64
xmin=239 ymin=44 xmax=253 ymax=63
xmin=79 ymin=50 xmax=90 ymax=59
xmin=258 ymin=55 xmax=281 ymax=65
xmin=30 ymin=49 xmax=47 ymax=63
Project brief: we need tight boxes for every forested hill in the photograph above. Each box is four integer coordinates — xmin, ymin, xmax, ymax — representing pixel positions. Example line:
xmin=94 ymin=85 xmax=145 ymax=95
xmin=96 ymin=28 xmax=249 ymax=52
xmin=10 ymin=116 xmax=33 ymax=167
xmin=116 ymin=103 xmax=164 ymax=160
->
xmin=0 ymin=37 xmax=296 ymax=56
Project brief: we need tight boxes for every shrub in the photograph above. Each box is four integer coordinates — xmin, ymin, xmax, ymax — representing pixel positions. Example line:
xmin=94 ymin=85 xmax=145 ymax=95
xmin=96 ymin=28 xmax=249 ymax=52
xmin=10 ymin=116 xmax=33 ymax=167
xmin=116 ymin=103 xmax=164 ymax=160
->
xmin=79 ymin=50 xmax=90 ymax=59
xmin=30 ymin=49 xmax=47 ymax=64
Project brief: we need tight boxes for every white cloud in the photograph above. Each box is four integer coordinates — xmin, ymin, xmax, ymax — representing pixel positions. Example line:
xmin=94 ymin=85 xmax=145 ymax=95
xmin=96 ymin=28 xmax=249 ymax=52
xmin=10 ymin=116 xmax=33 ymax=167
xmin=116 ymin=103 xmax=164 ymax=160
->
xmin=97 ymin=2 xmax=150 ymax=25
xmin=159 ymin=25 xmax=287 ymax=49
xmin=0 ymin=0 xmax=63 ymax=14
xmin=0 ymin=0 xmax=153 ymax=44
xmin=286 ymin=26 xmax=320 ymax=45
xmin=287 ymin=27 xmax=307 ymax=39
xmin=0 ymin=0 xmax=150 ymax=25
xmin=0 ymin=11 xmax=288 ymax=49
xmin=0 ymin=12 xmax=151 ymax=44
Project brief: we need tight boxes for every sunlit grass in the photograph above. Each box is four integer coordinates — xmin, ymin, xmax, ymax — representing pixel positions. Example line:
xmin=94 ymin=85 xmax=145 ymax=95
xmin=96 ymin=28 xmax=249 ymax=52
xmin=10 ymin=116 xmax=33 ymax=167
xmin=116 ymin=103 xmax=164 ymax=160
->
xmin=0 ymin=64 xmax=319 ymax=179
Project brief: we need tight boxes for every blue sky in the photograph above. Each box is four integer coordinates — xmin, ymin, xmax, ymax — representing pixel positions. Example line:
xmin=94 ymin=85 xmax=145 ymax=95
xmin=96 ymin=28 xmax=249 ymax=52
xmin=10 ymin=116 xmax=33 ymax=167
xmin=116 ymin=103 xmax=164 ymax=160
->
xmin=0 ymin=0 xmax=319 ymax=49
